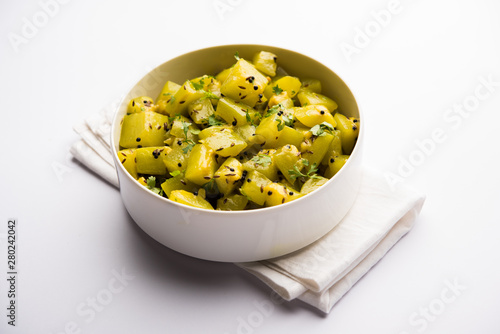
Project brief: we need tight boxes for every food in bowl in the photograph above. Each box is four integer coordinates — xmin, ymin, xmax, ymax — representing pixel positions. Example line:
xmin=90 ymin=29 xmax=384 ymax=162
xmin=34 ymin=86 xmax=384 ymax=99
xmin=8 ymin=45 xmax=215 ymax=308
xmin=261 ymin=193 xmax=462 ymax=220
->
xmin=117 ymin=50 xmax=360 ymax=211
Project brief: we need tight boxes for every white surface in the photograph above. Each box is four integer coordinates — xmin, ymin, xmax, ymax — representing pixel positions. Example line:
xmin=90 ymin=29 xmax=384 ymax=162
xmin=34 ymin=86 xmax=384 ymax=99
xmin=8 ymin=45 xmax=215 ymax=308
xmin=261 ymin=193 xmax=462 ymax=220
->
xmin=1 ymin=0 xmax=499 ymax=333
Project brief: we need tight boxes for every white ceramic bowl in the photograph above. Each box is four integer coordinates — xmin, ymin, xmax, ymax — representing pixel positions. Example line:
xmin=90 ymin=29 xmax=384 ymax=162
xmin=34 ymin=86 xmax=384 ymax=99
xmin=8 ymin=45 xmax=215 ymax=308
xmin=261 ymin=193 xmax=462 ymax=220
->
xmin=111 ymin=44 xmax=363 ymax=262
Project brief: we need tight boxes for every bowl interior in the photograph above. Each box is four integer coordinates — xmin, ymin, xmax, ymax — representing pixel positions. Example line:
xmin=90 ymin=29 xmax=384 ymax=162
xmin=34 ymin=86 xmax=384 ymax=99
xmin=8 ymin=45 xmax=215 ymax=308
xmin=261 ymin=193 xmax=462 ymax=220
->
xmin=112 ymin=45 xmax=359 ymax=155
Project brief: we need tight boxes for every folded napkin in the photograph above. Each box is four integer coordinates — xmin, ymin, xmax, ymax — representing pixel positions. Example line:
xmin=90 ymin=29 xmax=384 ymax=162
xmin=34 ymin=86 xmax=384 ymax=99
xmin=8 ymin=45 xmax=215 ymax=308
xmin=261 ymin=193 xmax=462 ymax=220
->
xmin=70 ymin=110 xmax=425 ymax=313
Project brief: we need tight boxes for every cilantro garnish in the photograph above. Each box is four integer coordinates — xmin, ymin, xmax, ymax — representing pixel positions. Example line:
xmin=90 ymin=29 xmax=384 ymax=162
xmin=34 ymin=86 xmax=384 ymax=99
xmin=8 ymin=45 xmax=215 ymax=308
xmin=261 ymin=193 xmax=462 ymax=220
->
xmin=181 ymin=121 xmax=198 ymax=153
xmin=276 ymin=114 xmax=293 ymax=131
xmin=250 ymin=154 xmax=272 ymax=167
xmin=201 ymin=91 xmax=220 ymax=101
xmin=234 ymin=51 xmax=240 ymax=60
xmin=264 ymin=104 xmax=283 ymax=118
xmin=288 ymin=160 xmax=321 ymax=181
xmin=272 ymin=85 xmax=283 ymax=95
xmin=207 ymin=114 xmax=224 ymax=127
xmin=310 ymin=122 xmax=335 ymax=137
xmin=146 ymin=176 xmax=164 ymax=196
xmin=191 ymin=78 xmax=205 ymax=91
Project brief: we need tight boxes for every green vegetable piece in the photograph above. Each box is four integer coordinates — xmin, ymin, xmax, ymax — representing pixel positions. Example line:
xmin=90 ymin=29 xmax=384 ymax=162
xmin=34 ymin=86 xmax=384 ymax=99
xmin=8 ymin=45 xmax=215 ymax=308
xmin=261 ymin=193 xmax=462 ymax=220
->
xmin=220 ymin=58 xmax=268 ymax=107
xmin=169 ymin=190 xmax=214 ymax=210
xmin=301 ymin=132 xmax=334 ymax=166
xmin=135 ymin=147 xmax=169 ymax=175
xmin=119 ymin=111 xmax=169 ymax=148
xmin=163 ymin=140 xmax=190 ymax=173
xmin=333 ymin=113 xmax=359 ymax=155
xmin=294 ymin=105 xmax=336 ymax=128
xmin=301 ymin=176 xmax=329 ymax=195
xmin=297 ymin=90 xmax=338 ymax=113
xmin=200 ymin=127 xmax=247 ymax=157
xmin=263 ymin=182 xmax=301 ymax=207
xmin=214 ymin=157 xmax=244 ymax=195
xmin=243 ymin=150 xmax=278 ymax=181
xmin=163 ymin=80 xmax=206 ymax=117
xmin=325 ymin=155 xmax=349 ymax=179
xmin=263 ymin=76 xmax=301 ymax=99
xmin=215 ymin=97 xmax=253 ymax=126
xmin=127 ymin=96 xmax=155 ymax=114
xmin=217 ymin=194 xmax=248 ymax=211
xmin=156 ymin=82 xmax=181 ymax=114
xmin=185 ymin=144 xmax=217 ymax=186
xmin=188 ymin=98 xmax=216 ymax=125
xmin=273 ymin=145 xmax=304 ymax=185
xmin=160 ymin=172 xmax=198 ymax=197
xmin=253 ymin=51 xmax=277 ymax=77
xmin=117 ymin=148 xmax=138 ymax=179
xmin=274 ymin=125 xmax=304 ymax=149
xmin=240 ymin=170 xmax=271 ymax=206
xmin=321 ymin=129 xmax=343 ymax=165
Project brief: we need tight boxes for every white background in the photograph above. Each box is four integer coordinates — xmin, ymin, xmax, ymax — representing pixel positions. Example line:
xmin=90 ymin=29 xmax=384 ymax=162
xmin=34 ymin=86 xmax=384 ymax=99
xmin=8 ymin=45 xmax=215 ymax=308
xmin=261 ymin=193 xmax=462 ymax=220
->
xmin=1 ymin=0 xmax=500 ymax=333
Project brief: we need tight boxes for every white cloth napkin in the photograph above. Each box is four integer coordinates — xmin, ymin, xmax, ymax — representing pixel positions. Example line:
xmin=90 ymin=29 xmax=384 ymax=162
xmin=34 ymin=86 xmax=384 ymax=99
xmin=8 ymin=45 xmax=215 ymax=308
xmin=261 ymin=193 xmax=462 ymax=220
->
xmin=70 ymin=110 xmax=425 ymax=314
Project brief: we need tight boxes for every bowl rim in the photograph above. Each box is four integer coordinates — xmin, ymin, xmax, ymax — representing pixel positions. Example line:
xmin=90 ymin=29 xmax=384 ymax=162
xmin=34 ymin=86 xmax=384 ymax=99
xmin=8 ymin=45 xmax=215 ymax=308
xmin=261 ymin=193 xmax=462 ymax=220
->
xmin=111 ymin=43 xmax=364 ymax=215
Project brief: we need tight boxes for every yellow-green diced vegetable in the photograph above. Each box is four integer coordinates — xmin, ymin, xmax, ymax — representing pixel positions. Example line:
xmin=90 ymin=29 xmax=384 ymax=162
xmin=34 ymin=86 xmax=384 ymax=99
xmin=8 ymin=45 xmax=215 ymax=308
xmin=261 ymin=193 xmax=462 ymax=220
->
xmin=214 ymin=157 xmax=244 ymax=195
xmin=264 ymin=76 xmax=301 ymax=99
xmin=263 ymin=182 xmax=300 ymax=207
xmin=156 ymin=82 xmax=181 ymax=114
xmin=135 ymin=147 xmax=169 ymax=175
xmin=294 ymin=105 xmax=336 ymax=128
xmin=169 ymin=190 xmax=214 ymax=210
xmin=301 ymin=176 xmax=329 ymax=195
xmin=301 ymin=132 xmax=334 ymax=166
xmin=163 ymin=80 xmax=205 ymax=117
xmin=127 ymin=96 xmax=155 ymax=114
xmin=333 ymin=113 xmax=359 ymax=155
xmin=297 ymin=90 xmax=338 ymax=112
xmin=239 ymin=170 xmax=271 ymax=206
xmin=217 ymin=194 xmax=249 ymax=211
xmin=243 ymin=149 xmax=278 ymax=181
xmin=220 ymin=58 xmax=268 ymax=107
xmin=119 ymin=111 xmax=169 ymax=148
xmin=160 ymin=172 xmax=198 ymax=197
xmin=252 ymin=51 xmax=277 ymax=77
xmin=185 ymin=144 xmax=217 ymax=186
xmin=325 ymin=155 xmax=349 ymax=179
xmin=117 ymin=149 xmax=138 ymax=179
xmin=201 ymin=127 xmax=247 ymax=157
xmin=215 ymin=97 xmax=252 ymax=126
xmin=273 ymin=145 xmax=304 ymax=185
xmin=188 ymin=98 xmax=215 ymax=125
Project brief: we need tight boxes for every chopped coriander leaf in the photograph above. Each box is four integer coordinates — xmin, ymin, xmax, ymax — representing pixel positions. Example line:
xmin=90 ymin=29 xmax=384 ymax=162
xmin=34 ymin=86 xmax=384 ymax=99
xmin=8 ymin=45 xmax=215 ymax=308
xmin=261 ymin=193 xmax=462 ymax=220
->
xmin=201 ymin=91 xmax=220 ymax=100
xmin=264 ymin=103 xmax=283 ymax=118
xmin=272 ymin=85 xmax=283 ymax=95
xmin=146 ymin=176 xmax=164 ymax=195
xmin=310 ymin=121 xmax=335 ymax=137
xmin=207 ymin=114 xmax=224 ymax=126
xmin=182 ymin=140 xmax=196 ymax=154
xmin=288 ymin=160 xmax=321 ymax=180
xmin=191 ymin=78 xmax=205 ymax=91
xmin=250 ymin=154 xmax=272 ymax=167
